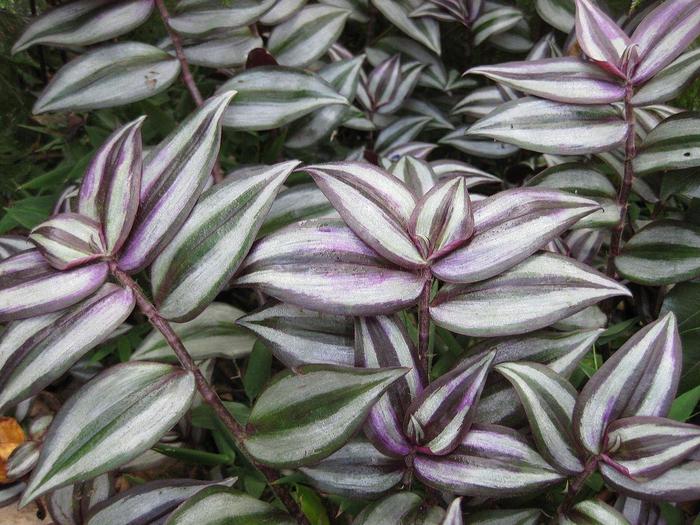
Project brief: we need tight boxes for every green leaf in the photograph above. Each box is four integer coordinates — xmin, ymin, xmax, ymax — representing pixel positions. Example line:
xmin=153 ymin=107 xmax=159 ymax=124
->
xmin=662 ymin=281 xmax=700 ymax=391
xmin=669 ymin=385 xmax=700 ymax=422
xmin=243 ymin=341 xmax=272 ymax=401
xmin=296 ymin=484 xmax=330 ymax=525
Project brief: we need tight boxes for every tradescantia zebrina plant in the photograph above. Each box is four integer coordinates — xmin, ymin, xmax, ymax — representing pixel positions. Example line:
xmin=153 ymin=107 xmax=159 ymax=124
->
xmin=2 ymin=0 xmax=700 ymax=523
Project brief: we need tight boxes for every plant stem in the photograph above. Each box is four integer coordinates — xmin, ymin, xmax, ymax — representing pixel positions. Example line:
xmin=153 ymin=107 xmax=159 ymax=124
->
xmin=154 ymin=0 xmax=224 ymax=183
xmin=606 ymin=83 xmax=636 ymax=277
xmin=109 ymin=263 xmax=309 ymax=524
xmin=417 ymin=274 xmax=432 ymax=376
xmin=557 ymin=456 xmax=599 ymax=516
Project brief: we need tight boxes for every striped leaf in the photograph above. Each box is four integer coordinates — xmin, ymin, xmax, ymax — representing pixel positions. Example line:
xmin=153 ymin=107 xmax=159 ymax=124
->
xmin=86 ymin=478 xmax=236 ymax=525
xmin=235 ymin=219 xmax=426 ymax=315
xmin=553 ymin=305 xmax=606 ymax=331
xmin=29 ymin=213 xmax=106 ymax=271
xmin=616 ymin=220 xmax=700 ymax=285
xmin=353 ymin=492 xmax=422 ymax=524
xmin=376 ymin=116 xmax=432 ymax=154
xmin=259 ymin=183 xmax=335 ymax=236
xmin=12 ymin=0 xmax=154 ymax=54
xmin=33 ymin=43 xmax=180 ymax=114
xmin=405 ymin=98 xmax=454 ymax=130
xmin=391 ymin=156 xmax=437 ymax=196
xmin=0 ymin=250 xmax=108 ymax=322
xmin=0 ymin=284 xmax=135 ymax=412
xmin=164 ymin=30 xmax=262 ymax=69
xmin=237 ymin=302 xmax=354 ymax=367
xmin=601 ymin=459 xmax=700 ymax=502
xmin=219 ymin=67 xmax=348 ymax=131
xmin=20 ymin=362 xmax=196 ymax=505
xmin=431 ymin=253 xmax=630 ymax=337
xmin=634 ymin=112 xmax=700 ymax=175
xmin=573 ymin=312 xmax=681 ymax=455
xmin=367 ymin=36 xmax=448 ymax=90
xmin=442 ymin=498 xmax=463 ymax=525
xmin=132 ymin=303 xmax=254 ymax=363
xmin=152 ymin=161 xmax=296 ymax=321
xmin=164 ymin=486 xmax=294 ymax=525
xmin=383 ymin=141 xmax=436 ymax=162
xmin=371 ymin=0 xmax=441 ymax=54
xmin=559 ymin=499 xmax=630 ymax=525
xmin=299 ymin=438 xmax=404 ymax=498
xmin=613 ymin=496 xmax=663 ymax=525
xmin=78 ymin=117 xmax=144 ymax=254
xmin=260 ymin=0 xmax=307 ymax=24
xmin=268 ymin=5 xmax=350 ymax=67
xmin=305 ymin=161 xmax=424 ymax=269
xmin=440 ymin=128 xmax=519 ymax=159
xmin=169 ymin=0 xmax=276 ymax=35
xmin=410 ymin=177 xmax=473 ymax=260
xmin=118 ymin=91 xmax=235 ymax=273
xmin=630 ymin=0 xmax=700 ymax=85
xmin=243 ymin=365 xmax=407 ymax=467
xmin=431 ymin=160 xmax=500 ymax=189
xmin=472 ymin=7 xmax=522 ymax=46
xmin=0 ymin=236 xmax=32 ymax=260
xmin=633 ymin=49 xmax=700 ymax=106
xmin=356 ymin=315 xmax=424 ymax=457
xmin=467 ymin=97 xmax=628 ymax=154
xmin=465 ymin=509 xmax=540 ymax=525
xmin=535 ymin=0 xmax=574 ymax=32
xmin=45 ymin=473 xmax=114 ymax=525
xmin=414 ymin=424 xmax=564 ymax=496
xmin=431 ymin=188 xmax=600 ymax=283
xmin=495 ymin=362 xmax=583 ymax=475
xmin=605 ymin=416 xmax=700 ymax=478
xmin=287 ymin=56 xmax=365 ymax=149
xmin=406 ymin=352 xmax=494 ymax=456
xmin=452 ymin=86 xmax=506 ymax=121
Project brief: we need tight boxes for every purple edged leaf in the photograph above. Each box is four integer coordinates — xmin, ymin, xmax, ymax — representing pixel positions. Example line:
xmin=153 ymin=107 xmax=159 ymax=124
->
xmin=495 ymin=362 xmax=584 ymax=475
xmin=299 ymin=438 xmax=404 ymax=499
xmin=442 ymin=498 xmax=464 ymax=525
xmin=574 ymin=0 xmax=631 ymax=77
xmin=601 ymin=459 xmax=700 ymax=503
xmin=382 ymin=141 xmax=437 ymax=162
xmin=404 ymin=352 xmax=495 ymax=456
xmin=234 ymin=219 xmax=426 ymax=315
xmin=410 ymin=177 xmax=474 ymax=260
xmin=151 ymin=161 xmax=297 ymax=322
xmin=414 ymin=424 xmax=564 ymax=496
xmin=353 ymin=492 xmax=422 ymax=524
xmin=561 ymin=499 xmax=630 ymax=525
xmin=573 ymin=312 xmax=681 ymax=455
xmin=365 ymin=55 xmax=401 ymax=112
xmin=356 ymin=315 xmax=424 ymax=457
xmin=631 ymin=0 xmax=700 ymax=85
xmin=430 ymin=160 xmax=501 ymax=189
xmin=305 ymin=161 xmax=424 ymax=269
xmin=78 ymin=117 xmax=144 ymax=254
xmin=452 ymin=86 xmax=507 ymax=121
xmin=633 ymin=49 xmax=700 ymax=106
xmin=0 ymin=250 xmax=108 ymax=322
xmin=29 ymin=213 xmax=106 ymax=271
xmin=391 ymin=156 xmax=438 ymax=197
xmin=466 ymin=97 xmax=629 ymax=154
xmin=0 ymin=283 xmax=135 ymax=412
xmin=238 ymin=302 xmax=354 ymax=367
xmin=0 ymin=235 xmax=33 ymax=260
xmin=431 ymin=253 xmax=630 ymax=337
xmin=118 ymin=91 xmax=235 ymax=273
xmin=431 ymin=188 xmax=600 ymax=283
xmin=467 ymin=58 xmax=625 ymax=104
xmin=604 ymin=416 xmax=700 ymax=478
xmin=614 ymin=496 xmax=664 ymax=525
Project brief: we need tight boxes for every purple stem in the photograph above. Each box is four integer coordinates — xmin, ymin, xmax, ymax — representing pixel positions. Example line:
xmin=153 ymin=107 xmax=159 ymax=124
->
xmin=109 ymin=263 xmax=309 ymax=524
xmin=557 ymin=456 xmax=599 ymax=515
xmin=418 ymin=273 xmax=432 ymax=376
xmin=606 ymin=82 xmax=637 ymax=276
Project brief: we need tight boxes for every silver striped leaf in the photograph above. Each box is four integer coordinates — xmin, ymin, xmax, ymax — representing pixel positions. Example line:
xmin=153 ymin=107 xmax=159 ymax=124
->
xmin=0 ymin=250 xmax=108 ymax=322
xmin=430 ymin=253 xmax=631 ymax=337
xmin=238 ymin=302 xmax=353 ymax=367
xmin=559 ymin=500 xmax=630 ymax=525
xmin=633 ymin=49 xmax=700 ymax=106
xmin=370 ymin=0 xmax=441 ymax=54
xmin=218 ymin=67 xmax=348 ymax=131
xmin=614 ymin=496 xmax=664 ymax=525
xmin=20 ymin=362 xmax=196 ymax=505
xmin=172 ymin=29 xmax=263 ymax=68
xmin=472 ymin=6 xmax=523 ymax=46
xmin=439 ymin=127 xmax=519 ymax=159
xmin=151 ymin=161 xmax=297 ymax=321
xmin=260 ymin=0 xmax=308 ymax=24
xmin=33 ymin=43 xmax=180 ymax=114
xmin=366 ymin=36 xmax=448 ymax=90
xmin=132 ymin=302 xmax=255 ymax=363
xmin=601 ymin=459 xmax=700 ymax=503
xmin=169 ymin=0 xmax=276 ymax=35
xmin=118 ymin=91 xmax=234 ymax=273
xmin=258 ymin=183 xmax=336 ymax=237
xmin=234 ymin=219 xmax=426 ymax=316
xmin=390 ymin=156 xmax=438 ymax=196
xmin=29 ymin=213 xmax=106 ymax=271
xmin=573 ymin=312 xmax=682 ymax=455
xmin=12 ymin=0 xmax=154 ymax=54
xmin=353 ymin=492 xmax=422 ymax=524
xmin=634 ymin=112 xmax=700 ymax=175
xmin=465 ymin=508 xmax=541 ymax=525
xmin=0 ymin=236 xmax=33 ymax=261
xmin=430 ymin=160 xmax=500 ymax=189
xmin=452 ymin=86 xmax=506 ymax=121
xmin=376 ymin=116 xmax=432 ymax=154
xmin=244 ymin=364 xmax=407 ymax=467
xmin=0 ymin=283 xmax=135 ymax=412
xmin=535 ymin=0 xmax=574 ymax=32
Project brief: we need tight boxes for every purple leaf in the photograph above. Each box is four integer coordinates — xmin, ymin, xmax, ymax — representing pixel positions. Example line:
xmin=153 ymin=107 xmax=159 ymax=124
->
xmin=0 ymin=236 xmax=33 ymax=261
xmin=562 ymin=500 xmax=630 ymax=525
xmin=118 ymin=91 xmax=235 ymax=273
xmin=234 ymin=219 xmax=426 ymax=315
xmin=601 ymin=459 xmax=700 ymax=503
xmin=614 ymin=496 xmax=664 ymax=525
xmin=404 ymin=352 xmax=494 ymax=456
xmin=574 ymin=0 xmax=631 ymax=77
xmin=573 ymin=312 xmax=681 ymax=455
xmin=413 ymin=424 xmax=564 ymax=496
xmin=305 ymin=161 xmax=424 ymax=269
xmin=442 ymin=497 xmax=463 ymax=525
xmin=410 ymin=177 xmax=474 ymax=260
xmin=431 ymin=188 xmax=600 ymax=283
xmin=632 ymin=48 xmax=700 ymax=106
xmin=431 ymin=253 xmax=630 ymax=337
xmin=29 ymin=213 xmax=106 ymax=271
xmin=631 ymin=0 xmax=700 ymax=85
xmin=467 ymin=57 xmax=625 ymax=104
xmin=356 ymin=315 xmax=424 ymax=457
xmin=0 ymin=250 xmax=108 ymax=322
xmin=78 ymin=117 xmax=144 ymax=254
xmin=390 ymin=156 xmax=438 ymax=197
